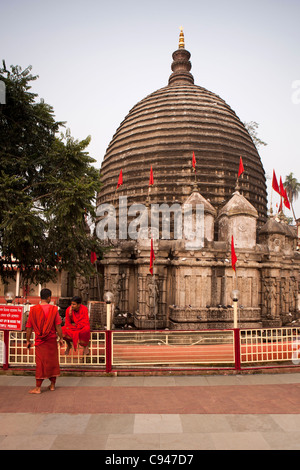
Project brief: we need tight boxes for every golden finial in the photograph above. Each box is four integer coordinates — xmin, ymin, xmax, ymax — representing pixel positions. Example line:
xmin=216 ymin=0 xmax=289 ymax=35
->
xmin=179 ymin=26 xmax=185 ymax=49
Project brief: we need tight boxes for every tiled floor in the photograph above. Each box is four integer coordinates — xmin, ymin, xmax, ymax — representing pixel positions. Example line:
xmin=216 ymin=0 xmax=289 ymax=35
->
xmin=0 ymin=373 xmax=300 ymax=450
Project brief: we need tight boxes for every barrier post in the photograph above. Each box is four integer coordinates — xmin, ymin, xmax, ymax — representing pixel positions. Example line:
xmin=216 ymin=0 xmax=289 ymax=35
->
xmin=234 ymin=328 xmax=241 ymax=371
xmin=3 ymin=330 xmax=9 ymax=370
xmin=105 ymin=330 xmax=112 ymax=373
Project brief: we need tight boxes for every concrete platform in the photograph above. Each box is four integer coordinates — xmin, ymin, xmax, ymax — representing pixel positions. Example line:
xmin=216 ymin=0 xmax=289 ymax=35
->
xmin=0 ymin=373 xmax=300 ymax=450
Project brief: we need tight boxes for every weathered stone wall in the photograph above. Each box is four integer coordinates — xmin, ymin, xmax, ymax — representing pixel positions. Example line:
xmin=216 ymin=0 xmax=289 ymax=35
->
xmin=97 ymin=190 xmax=300 ymax=331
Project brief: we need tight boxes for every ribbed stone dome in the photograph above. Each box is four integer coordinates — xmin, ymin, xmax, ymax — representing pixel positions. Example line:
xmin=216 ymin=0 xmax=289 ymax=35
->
xmin=98 ymin=31 xmax=267 ymax=226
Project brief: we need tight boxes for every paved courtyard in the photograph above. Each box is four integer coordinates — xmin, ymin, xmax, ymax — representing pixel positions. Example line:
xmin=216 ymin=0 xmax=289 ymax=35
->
xmin=0 ymin=372 xmax=300 ymax=450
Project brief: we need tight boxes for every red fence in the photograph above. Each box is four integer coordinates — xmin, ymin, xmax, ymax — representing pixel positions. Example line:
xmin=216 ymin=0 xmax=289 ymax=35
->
xmin=1 ymin=327 xmax=300 ymax=373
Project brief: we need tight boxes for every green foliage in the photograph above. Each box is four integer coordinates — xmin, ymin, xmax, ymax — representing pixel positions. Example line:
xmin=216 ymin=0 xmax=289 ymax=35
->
xmin=244 ymin=121 xmax=267 ymax=149
xmin=0 ymin=62 xmax=103 ymax=285
xmin=284 ymin=172 xmax=300 ymax=204
xmin=284 ymin=172 xmax=300 ymax=221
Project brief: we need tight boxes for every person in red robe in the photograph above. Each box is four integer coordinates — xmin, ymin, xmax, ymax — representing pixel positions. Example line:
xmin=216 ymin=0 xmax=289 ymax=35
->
xmin=62 ymin=296 xmax=90 ymax=355
xmin=26 ymin=288 xmax=63 ymax=394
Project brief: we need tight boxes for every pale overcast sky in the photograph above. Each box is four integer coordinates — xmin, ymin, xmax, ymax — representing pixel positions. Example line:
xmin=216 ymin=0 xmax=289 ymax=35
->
xmin=1 ymin=0 xmax=300 ymax=218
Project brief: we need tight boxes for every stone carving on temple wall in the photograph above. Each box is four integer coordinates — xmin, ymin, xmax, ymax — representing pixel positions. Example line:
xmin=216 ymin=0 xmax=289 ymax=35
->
xmin=74 ymin=275 xmax=90 ymax=303
xmin=147 ymin=275 xmax=159 ymax=318
xmin=238 ymin=222 xmax=247 ymax=233
xmin=290 ymin=277 xmax=298 ymax=312
xmin=263 ymin=278 xmax=277 ymax=319
xmin=112 ymin=274 xmax=123 ymax=311
xmin=280 ymin=278 xmax=289 ymax=314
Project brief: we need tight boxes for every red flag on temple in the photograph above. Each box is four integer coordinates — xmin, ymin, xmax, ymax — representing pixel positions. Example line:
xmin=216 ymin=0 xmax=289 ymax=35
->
xmin=283 ymin=188 xmax=291 ymax=210
xmin=278 ymin=176 xmax=284 ymax=212
xmin=149 ymin=165 xmax=154 ymax=186
xmin=284 ymin=195 xmax=291 ymax=210
xmin=149 ymin=238 xmax=155 ymax=275
xmin=279 ymin=176 xmax=284 ymax=198
xmin=238 ymin=156 xmax=244 ymax=178
xmin=117 ymin=169 xmax=123 ymax=189
xmin=192 ymin=152 xmax=196 ymax=172
xmin=90 ymin=251 xmax=97 ymax=264
xmin=272 ymin=170 xmax=280 ymax=194
xmin=231 ymin=236 xmax=237 ymax=272
xmin=279 ymin=177 xmax=291 ymax=210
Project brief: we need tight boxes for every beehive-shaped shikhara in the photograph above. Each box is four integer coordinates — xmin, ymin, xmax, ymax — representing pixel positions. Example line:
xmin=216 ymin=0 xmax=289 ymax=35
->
xmin=98 ymin=29 xmax=267 ymax=226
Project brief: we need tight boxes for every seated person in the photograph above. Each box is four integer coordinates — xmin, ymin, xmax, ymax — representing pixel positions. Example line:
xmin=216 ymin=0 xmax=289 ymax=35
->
xmin=62 ymin=296 xmax=90 ymax=355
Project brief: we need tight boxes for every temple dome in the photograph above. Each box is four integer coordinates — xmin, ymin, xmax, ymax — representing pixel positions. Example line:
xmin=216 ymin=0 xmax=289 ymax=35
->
xmin=218 ymin=190 xmax=258 ymax=219
xmin=98 ymin=30 xmax=267 ymax=227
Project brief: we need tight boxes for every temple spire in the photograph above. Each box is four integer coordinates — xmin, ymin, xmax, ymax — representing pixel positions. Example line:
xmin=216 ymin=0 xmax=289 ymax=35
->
xmin=168 ymin=28 xmax=194 ymax=86
xmin=179 ymin=26 xmax=185 ymax=49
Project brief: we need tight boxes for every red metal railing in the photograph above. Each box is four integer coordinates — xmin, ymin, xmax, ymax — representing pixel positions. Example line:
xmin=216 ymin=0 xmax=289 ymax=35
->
xmin=1 ymin=327 xmax=300 ymax=373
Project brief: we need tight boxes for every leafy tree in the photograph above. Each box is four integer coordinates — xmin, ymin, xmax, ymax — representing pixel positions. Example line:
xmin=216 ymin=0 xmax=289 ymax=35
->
xmin=284 ymin=172 xmax=300 ymax=221
xmin=0 ymin=62 xmax=102 ymax=286
xmin=244 ymin=121 xmax=267 ymax=149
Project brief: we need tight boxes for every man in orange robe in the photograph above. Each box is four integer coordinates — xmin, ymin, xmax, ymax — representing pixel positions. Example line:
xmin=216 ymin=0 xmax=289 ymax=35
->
xmin=26 ymin=288 xmax=63 ymax=394
xmin=62 ymin=296 xmax=90 ymax=355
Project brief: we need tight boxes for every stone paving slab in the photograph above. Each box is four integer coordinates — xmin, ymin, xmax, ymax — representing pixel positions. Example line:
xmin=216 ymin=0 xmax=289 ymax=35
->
xmin=0 ymin=373 xmax=300 ymax=450
xmin=0 ymin=412 xmax=300 ymax=450
xmin=0 ymin=383 xmax=300 ymax=414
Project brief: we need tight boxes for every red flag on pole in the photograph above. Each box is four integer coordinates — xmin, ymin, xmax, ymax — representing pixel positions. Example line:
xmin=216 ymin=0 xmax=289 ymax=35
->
xmin=149 ymin=165 xmax=154 ymax=186
xmin=272 ymin=170 xmax=280 ymax=194
xmin=278 ymin=176 xmax=284 ymax=212
xmin=231 ymin=236 xmax=237 ymax=271
xmin=117 ymin=169 xmax=123 ymax=189
xmin=283 ymin=188 xmax=291 ymax=210
xmin=279 ymin=176 xmax=285 ymax=198
xmin=192 ymin=152 xmax=196 ymax=172
xmin=238 ymin=156 xmax=244 ymax=178
xmin=90 ymin=251 xmax=97 ymax=264
xmin=284 ymin=195 xmax=291 ymax=210
xmin=149 ymin=238 xmax=155 ymax=275
xmin=279 ymin=177 xmax=290 ymax=210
